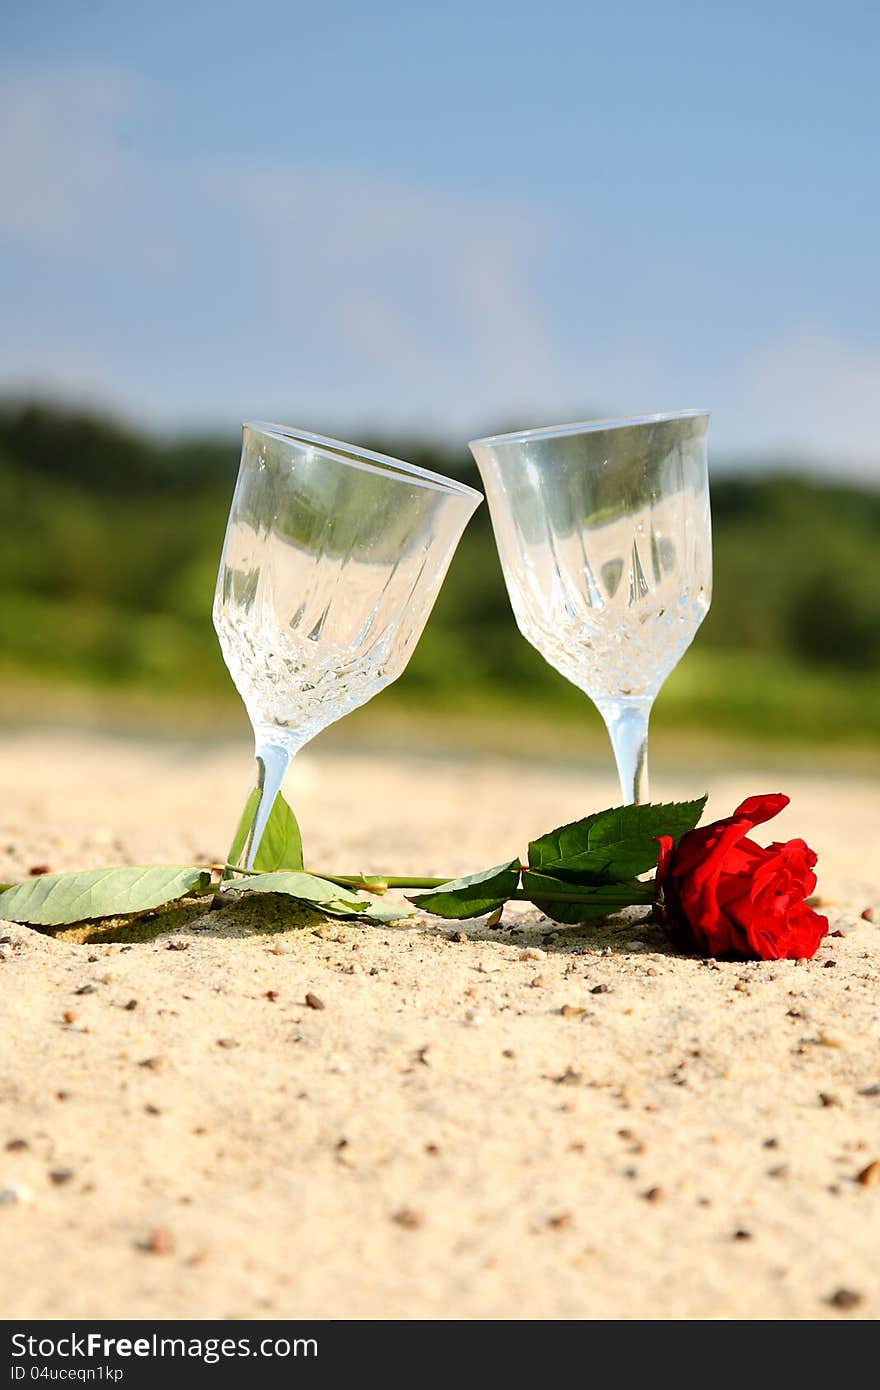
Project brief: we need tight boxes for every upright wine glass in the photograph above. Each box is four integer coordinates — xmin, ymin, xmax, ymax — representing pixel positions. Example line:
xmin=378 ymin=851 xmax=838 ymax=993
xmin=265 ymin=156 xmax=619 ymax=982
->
xmin=469 ymin=411 xmax=711 ymax=804
xmin=214 ymin=422 xmax=482 ymax=866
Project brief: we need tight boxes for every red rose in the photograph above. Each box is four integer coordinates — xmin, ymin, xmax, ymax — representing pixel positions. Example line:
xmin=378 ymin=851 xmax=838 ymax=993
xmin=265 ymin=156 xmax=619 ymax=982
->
xmin=655 ymin=793 xmax=828 ymax=961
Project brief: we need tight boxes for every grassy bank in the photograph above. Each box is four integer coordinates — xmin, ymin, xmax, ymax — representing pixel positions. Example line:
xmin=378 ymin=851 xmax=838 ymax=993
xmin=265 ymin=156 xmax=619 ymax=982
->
xmin=1 ymin=400 xmax=878 ymax=757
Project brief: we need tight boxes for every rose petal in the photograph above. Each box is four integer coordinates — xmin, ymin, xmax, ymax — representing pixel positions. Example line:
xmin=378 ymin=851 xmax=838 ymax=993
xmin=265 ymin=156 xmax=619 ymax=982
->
xmin=731 ymin=793 xmax=790 ymax=826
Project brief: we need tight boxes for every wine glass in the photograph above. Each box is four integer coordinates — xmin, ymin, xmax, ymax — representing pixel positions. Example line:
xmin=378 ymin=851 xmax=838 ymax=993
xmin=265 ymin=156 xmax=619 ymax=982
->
xmin=214 ymin=422 xmax=482 ymax=866
xmin=469 ymin=411 xmax=711 ymax=804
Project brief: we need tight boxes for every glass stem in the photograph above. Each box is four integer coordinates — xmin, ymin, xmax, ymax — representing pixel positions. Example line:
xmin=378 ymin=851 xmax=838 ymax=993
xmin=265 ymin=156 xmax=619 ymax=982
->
xmin=601 ymin=698 xmax=652 ymax=805
xmin=245 ymin=737 xmax=293 ymax=870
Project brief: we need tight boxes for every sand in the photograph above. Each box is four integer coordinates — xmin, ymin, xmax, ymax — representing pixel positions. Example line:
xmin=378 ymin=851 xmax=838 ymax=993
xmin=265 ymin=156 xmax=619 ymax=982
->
xmin=1 ymin=726 xmax=879 ymax=1321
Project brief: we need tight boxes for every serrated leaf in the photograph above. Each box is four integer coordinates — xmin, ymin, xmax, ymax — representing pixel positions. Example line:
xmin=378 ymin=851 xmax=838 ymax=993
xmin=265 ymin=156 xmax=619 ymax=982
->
xmin=0 ymin=866 xmax=211 ymax=927
xmin=407 ymin=859 xmax=521 ymax=919
xmin=221 ymin=871 xmax=412 ymax=923
xmin=527 ymin=797 xmax=707 ymax=883
xmin=522 ymin=870 xmax=654 ymax=925
xmin=225 ymin=788 xmax=303 ymax=876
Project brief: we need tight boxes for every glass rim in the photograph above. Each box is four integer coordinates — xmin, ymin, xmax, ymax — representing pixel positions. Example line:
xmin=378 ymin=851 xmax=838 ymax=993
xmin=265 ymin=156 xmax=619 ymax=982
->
xmin=469 ymin=408 xmax=710 ymax=450
xmin=244 ymin=420 xmax=482 ymax=503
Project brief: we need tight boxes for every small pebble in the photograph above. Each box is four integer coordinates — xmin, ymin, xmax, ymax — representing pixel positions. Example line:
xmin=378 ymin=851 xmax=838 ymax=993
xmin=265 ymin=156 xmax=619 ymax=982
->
xmin=143 ymin=1227 xmax=175 ymax=1255
xmin=590 ymin=984 xmax=609 ymax=995
xmin=819 ymin=1093 xmax=841 ymax=1108
xmin=265 ymin=990 xmax=279 ymax=1002
xmin=138 ymin=1057 xmax=163 ymax=1071
xmin=0 ymin=1182 xmax=34 ymax=1207
xmin=828 ymin=1287 xmax=862 ymax=1310
xmin=861 ymin=907 xmax=876 ymax=923
xmin=124 ymin=999 xmax=138 ymax=1011
xmin=519 ymin=948 xmax=545 ymax=962
xmin=642 ymin=1187 xmax=663 ymax=1202
xmin=856 ymin=1160 xmax=880 ymax=1187
xmin=61 ymin=1011 xmax=76 ymax=1025
xmin=74 ymin=984 xmax=97 ymax=996
xmin=767 ymin=1165 xmax=789 ymax=1179
xmin=166 ymin=941 xmax=189 ymax=952
xmin=5 ymin=1139 xmax=29 ymax=1152
xmin=823 ymin=960 xmax=836 ymax=969
xmin=554 ymin=1068 xmax=582 ymax=1086
xmin=453 ymin=932 xmax=467 ymax=943
xmin=392 ymin=1208 xmax=423 ymax=1230
xmin=216 ymin=1038 xmax=239 ymax=1049
xmin=49 ymin=1169 xmax=74 ymax=1185
xmin=305 ymin=993 xmax=325 ymax=1011
xmin=28 ymin=865 xmax=50 ymax=876
xmin=547 ymin=1212 xmax=573 ymax=1229
xmin=732 ymin=1229 xmax=752 ymax=1241
xmin=560 ymin=1005 xmax=586 ymax=1019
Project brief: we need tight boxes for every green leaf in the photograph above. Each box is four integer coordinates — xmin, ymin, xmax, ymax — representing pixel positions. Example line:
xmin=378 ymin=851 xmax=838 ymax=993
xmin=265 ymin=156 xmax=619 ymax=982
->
xmin=225 ymin=788 xmax=304 ymax=877
xmin=253 ymin=791 xmax=304 ymax=872
xmin=0 ymin=866 xmax=211 ymax=927
xmin=225 ymin=788 xmax=259 ymax=876
xmin=406 ymin=859 xmax=521 ymax=919
xmin=344 ymin=900 xmax=413 ymax=925
xmin=527 ymin=797 xmax=707 ymax=883
xmin=222 ymin=871 xmax=411 ymax=923
xmin=522 ymin=870 xmax=654 ymax=925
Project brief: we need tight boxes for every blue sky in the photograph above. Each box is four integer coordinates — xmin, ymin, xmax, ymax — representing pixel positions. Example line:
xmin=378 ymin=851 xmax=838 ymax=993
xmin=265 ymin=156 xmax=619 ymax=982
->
xmin=2 ymin=1 xmax=879 ymax=475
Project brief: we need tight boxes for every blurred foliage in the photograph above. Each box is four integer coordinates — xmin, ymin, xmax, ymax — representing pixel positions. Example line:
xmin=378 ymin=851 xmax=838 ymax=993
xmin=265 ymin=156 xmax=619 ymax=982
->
xmin=1 ymin=400 xmax=879 ymax=743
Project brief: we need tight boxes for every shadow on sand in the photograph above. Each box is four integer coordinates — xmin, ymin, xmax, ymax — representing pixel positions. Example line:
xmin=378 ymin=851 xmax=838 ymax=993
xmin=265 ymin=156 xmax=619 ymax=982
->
xmin=34 ymin=891 xmax=681 ymax=961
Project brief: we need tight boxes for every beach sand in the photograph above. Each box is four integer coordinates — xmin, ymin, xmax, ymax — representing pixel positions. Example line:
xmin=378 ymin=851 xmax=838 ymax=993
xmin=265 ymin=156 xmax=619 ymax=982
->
xmin=1 ymin=727 xmax=878 ymax=1320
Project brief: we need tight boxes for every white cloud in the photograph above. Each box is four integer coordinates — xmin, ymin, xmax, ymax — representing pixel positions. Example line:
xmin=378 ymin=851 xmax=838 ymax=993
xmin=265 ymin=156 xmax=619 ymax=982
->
xmin=0 ymin=64 xmax=577 ymax=435
xmin=0 ymin=62 xmax=878 ymax=483
xmin=201 ymin=165 xmax=571 ymax=433
xmin=0 ymin=66 xmax=146 ymax=250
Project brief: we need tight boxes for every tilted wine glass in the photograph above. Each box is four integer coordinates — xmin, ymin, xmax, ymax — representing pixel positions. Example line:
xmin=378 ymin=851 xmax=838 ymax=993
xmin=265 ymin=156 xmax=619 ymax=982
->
xmin=214 ymin=423 xmax=482 ymax=866
xmin=469 ymin=411 xmax=712 ymax=804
